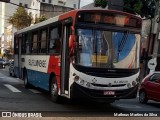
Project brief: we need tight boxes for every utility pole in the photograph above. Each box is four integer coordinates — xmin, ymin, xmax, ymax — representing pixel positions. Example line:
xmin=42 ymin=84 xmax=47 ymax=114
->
xmin=78 ymin=0 xmax=80 ymax=9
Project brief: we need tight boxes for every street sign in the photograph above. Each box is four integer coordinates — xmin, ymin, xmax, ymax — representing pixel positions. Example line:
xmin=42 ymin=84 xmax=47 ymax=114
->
xmin=148 ymin=58 xmax=157 ymax=70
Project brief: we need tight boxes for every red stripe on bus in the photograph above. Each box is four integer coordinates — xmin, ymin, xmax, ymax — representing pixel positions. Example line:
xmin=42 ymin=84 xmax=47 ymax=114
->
xmin=47 ymin=55 xmax=60 ymax=75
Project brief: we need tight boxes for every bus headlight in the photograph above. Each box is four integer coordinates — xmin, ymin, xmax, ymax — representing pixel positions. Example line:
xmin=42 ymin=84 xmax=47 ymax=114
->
xmin=74 ymin=75 xmax=79 ymax=81
xmin=127 ymin=83 xmax=131 ymax=88
xmin=132 ymin=81 xmax=137 ymax=87
xmin=79 ymin=80 xmax=84 ymax=85
xmin=136 ymin=77 xmax=140 ymax=83
xmin=86 ymin=82 xmax=91 ymax=87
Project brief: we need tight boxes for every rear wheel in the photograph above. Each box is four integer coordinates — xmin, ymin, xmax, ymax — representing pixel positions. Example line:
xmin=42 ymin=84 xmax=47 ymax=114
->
xmin=9 ymin=71 xmax=12 ymax=76
xmin=50 ymin=77 xmax=60 ymax=102
xmin=24 ymin=72 xmax=30 ymax=88
xmin=12 ymin=71 xmax=15 ymax=77
xmin=139 ymin=90 xmax=148 ymax=103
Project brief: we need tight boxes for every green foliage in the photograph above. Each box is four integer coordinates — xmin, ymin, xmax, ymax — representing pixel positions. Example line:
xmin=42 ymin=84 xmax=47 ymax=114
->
xmin=123 ymin=0 xmax=142 ymax=14
xmin=94 ymin=0 xmax=108 ymax=8
xmin=140 ymin=0 xmax=157 ymax=18
xmin=124 ymin=0 xmax=157 ymax=18
xmin=34 ymin=15 xmax=47 ymax=24
xmin=8 ymin=7 xmax=32 ymax=30
xmin=93 ymin=0 xmax=158 ymax=18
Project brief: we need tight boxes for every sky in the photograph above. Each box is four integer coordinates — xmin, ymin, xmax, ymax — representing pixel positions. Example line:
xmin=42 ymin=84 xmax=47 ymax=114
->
xmin=80 ymin=0 xmax=93 ymax=7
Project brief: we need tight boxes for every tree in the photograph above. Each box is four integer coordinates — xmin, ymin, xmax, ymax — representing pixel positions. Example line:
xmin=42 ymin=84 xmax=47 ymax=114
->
xmin=34 ymin=15 xmax=47 ymax=24
xmin=123 ymin=0 xmax=157 ymax=18
xmin=94 ymin=0 xmax=108 ymax=8
xmin=8 ymin=7 xmax=32 ymax=30
xmin=93 ymin=0 xmax=157 ymax=18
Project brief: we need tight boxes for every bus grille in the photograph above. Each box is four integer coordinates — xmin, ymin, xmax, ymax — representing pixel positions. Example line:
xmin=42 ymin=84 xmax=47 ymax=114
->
xmin=91 ymin=83 xmax=126 ymax=87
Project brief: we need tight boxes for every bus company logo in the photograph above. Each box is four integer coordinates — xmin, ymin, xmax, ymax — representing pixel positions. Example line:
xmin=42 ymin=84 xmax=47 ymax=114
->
xmin=28 ymin=59 xmax=46 ymax=68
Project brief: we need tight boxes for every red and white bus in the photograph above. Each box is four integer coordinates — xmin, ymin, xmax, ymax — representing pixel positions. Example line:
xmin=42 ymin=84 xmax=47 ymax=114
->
xmin=14 ymin=9 xmax=142 ymax=103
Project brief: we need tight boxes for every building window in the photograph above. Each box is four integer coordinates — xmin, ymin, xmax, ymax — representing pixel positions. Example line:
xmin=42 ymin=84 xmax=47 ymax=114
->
xmin=49 ymin=0 xmax=52 ymax=3
xmin=24 ymin=4 xmax=28 ymax=8
xmin=42 ymin=0 xmax=45 ymax=2
xmin=74 ymin=4 xmax=76 ymax=8
xmin=19 ymin=3 xmax=22 ymax=6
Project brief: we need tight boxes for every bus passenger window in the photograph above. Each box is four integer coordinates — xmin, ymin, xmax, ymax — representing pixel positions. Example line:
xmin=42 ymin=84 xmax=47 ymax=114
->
xmin=49 ymin=27 xmax=61 ymax=54
xmin=14 ymin=36 xmax=19 ymax=54
xmin=49 ymin=38 xmax=60 ymax=53
xmin=39 ymin=30 xmax=47 ymax=53
xmin=22 ymin=34 xmax=28 ymax=54
xmin=31 ymin=33 xmax=38 ymax=53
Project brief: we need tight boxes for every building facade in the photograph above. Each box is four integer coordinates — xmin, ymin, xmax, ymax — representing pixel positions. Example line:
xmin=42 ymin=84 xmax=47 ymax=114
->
xmin=29 ymin=0 xmax=78 ymax=23
xmin=0 ymin=0 xmax=32 ymax=57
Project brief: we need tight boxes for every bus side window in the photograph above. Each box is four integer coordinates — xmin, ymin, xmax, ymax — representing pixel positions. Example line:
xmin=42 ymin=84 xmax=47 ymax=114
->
xmin=49 ymin=27 xmax=60 ymax=54
xmin=39 ymin=29 xmax=47 ymax=54
xmin=26 ymin=33 xmax=30 ymax=54
xmin=31 ymin=32 xmax=38 ymax=53
xmin=14 ymin=35 xmax=19 ymax=54
xmin=22 ymin=34 xmax=28 ymax=54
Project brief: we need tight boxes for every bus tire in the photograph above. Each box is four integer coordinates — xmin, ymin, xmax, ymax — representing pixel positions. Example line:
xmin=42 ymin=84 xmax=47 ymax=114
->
xmin=24 ymin=72 xmax=30 ymax=88
xmin=139 ymin=90 xmax=148 ymax=104
xmin=50 ymin=77 xmax=60 ymax=102
xmin=9 ymin=72 xmax=12 ymax=76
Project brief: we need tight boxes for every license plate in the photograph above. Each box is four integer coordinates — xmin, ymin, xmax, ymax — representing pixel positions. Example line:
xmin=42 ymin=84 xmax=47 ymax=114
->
xmin=104 ymin=91 xmax=115 ymax=95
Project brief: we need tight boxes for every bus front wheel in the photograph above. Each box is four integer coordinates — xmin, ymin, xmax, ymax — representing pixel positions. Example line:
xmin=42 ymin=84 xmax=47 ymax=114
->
xmin=50 ymin=77 xmax=60 ymax=102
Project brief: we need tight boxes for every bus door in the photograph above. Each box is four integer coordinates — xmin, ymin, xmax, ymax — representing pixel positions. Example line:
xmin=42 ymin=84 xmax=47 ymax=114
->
xmin=61 ymin=20 xmax=72 ymax=96
xmin=18 ymin=34 xmax=22 ymax=79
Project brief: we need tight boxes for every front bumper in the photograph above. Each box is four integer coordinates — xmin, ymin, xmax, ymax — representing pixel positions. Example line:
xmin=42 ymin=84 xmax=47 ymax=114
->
xmin=70 ymin=82 xmax=138 ymax=101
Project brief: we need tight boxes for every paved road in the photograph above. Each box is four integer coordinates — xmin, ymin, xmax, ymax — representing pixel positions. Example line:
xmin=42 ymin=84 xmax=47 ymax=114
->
xmin=0 ymin=67 xmax=159 ymax=117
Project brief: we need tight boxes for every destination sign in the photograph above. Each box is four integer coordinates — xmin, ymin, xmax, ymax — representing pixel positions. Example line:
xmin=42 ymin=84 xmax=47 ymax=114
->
xmin=77 ymin=12 xmax=141 ymax=28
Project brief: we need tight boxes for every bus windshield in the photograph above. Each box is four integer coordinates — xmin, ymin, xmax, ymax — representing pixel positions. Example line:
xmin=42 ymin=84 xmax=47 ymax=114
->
xmin=75 ymin=29 xmax=140 ymax=69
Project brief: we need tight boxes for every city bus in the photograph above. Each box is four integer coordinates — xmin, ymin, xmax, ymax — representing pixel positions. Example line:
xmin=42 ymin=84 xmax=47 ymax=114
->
xmin=14 ymin=9 xmax=142 ymax=103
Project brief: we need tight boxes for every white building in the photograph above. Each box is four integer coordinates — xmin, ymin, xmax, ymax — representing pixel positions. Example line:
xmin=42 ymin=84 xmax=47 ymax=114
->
xmin=0 ymin=0 xmax=32 ymax=56
xmin=29 ymin=0 xmax=78 ymax=23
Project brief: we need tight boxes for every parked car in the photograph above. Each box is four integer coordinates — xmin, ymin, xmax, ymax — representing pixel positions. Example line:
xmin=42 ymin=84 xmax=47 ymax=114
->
xmin=3 ymin=60 xmax=10 ymax=66
xmin=9 ymin=61 xmax=15 ymax=77
xmin=139 ymin=72 xmax=160 ymax=103
xmin=0 ymin=58 xmax=5 ymax=68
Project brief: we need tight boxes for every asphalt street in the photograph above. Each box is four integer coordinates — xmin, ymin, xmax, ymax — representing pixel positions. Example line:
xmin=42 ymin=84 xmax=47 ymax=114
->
xmin=0 ymin=67 xmax=159 ymax=117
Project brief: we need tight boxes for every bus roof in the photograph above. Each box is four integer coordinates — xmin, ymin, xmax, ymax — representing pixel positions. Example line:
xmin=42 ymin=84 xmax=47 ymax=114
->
xmin=16 ymin=9 xmax=141 ymax=34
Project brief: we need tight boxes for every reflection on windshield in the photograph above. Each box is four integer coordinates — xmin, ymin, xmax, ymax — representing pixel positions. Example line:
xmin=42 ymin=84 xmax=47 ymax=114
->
xmin=76 ymin=29 xmax=140 ymax=69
